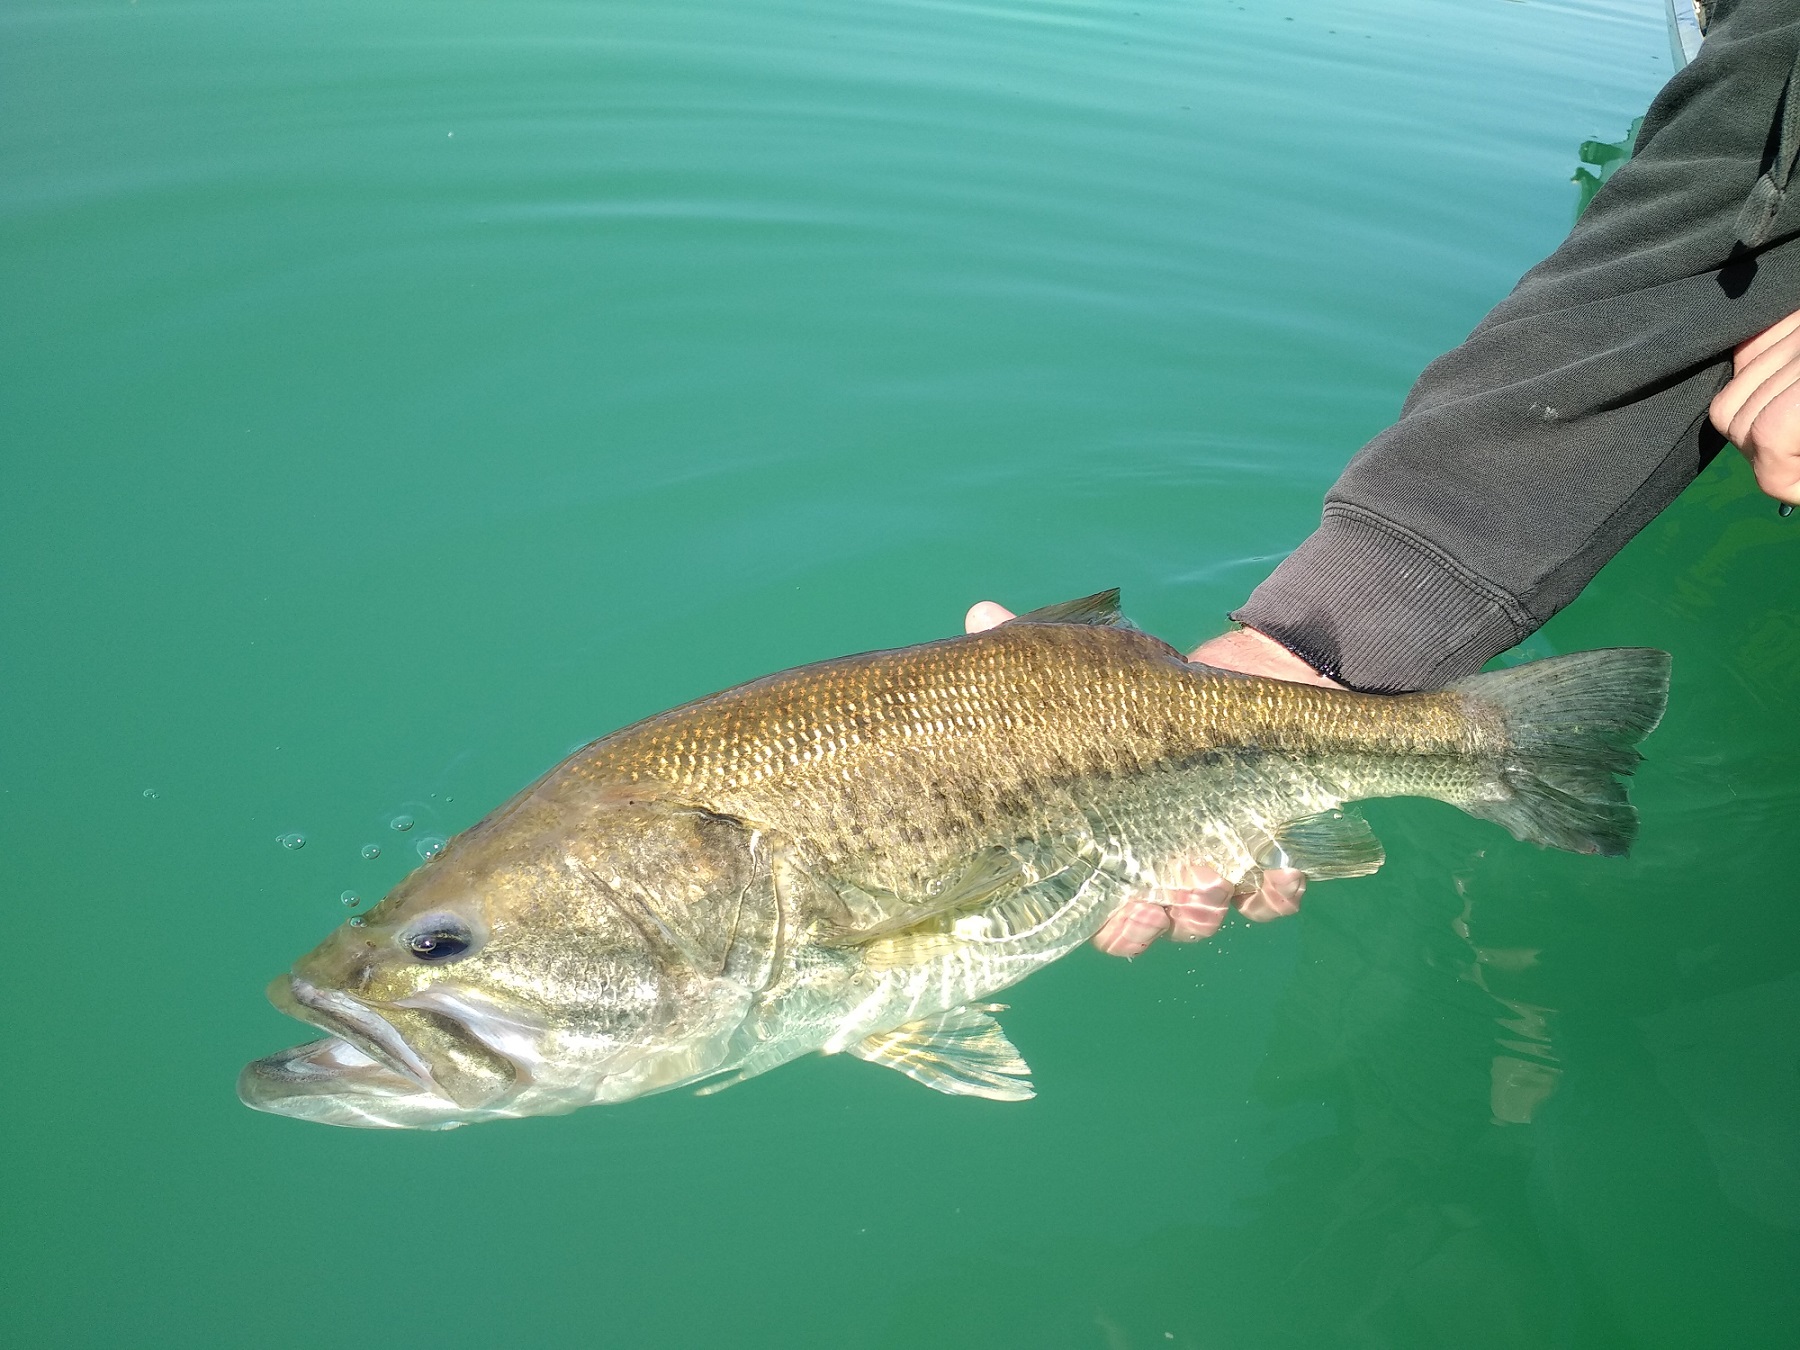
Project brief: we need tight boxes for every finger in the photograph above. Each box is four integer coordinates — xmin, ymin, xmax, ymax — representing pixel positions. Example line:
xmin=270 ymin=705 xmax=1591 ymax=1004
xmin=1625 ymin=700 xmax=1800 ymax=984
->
xmin=1715 ymin=330 xmax=1800 ymax=435
xmin=1092 ymin=900 xmax=1171 ymax=957
xmin=1236 ymin=868 xmax=1306 ymax=923
xmin=1725 ymin=360 xmax=1800 ymax=453
xmin=1717 ymin=327 xmax=1800 ymax=427
xmin=1733 ymin=326 xmax=1800 ymax=387
xmin=965 ymin=601 xmax=1015 ymax=634
xmin=1166 ymin=887 xmax=1232 ymax=942
xmin=1155 ymin=864 xmax=1234 ymax=941
xmin=1735 ymin=308 xmax=1800 ymax=368
xmin=1711 ymin=373 xmax=1752 ymax=440
xmin=1741 ymin=378 xmax=1800 ymax=502
xmin=1714 ymin=327 xmax=1800 ymax=435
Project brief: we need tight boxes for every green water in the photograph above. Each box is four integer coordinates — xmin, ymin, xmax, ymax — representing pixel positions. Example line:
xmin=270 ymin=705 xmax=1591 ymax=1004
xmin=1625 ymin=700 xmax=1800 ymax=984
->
xmin=4 ymin=0 xmax=1796 ymax=1344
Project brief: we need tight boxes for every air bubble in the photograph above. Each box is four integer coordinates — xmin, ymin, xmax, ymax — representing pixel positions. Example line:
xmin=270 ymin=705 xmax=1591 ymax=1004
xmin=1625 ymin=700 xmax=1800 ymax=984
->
xmin=348 ymin=915 xmax=365 ymax=928
xmin=142 ymin=788 xmax=160 ymax=800
xmin=361 ymin=843 xmax=381 ymax=860
xmin=277 ymin=832 xmax=306 ymax=850
xmin=390 ymin=815 xmax=414 ymax=832
xmin=417 ymin=835 xmax=446 ymax=861
xmin=341 ymin=890 xmax=361 ymax=907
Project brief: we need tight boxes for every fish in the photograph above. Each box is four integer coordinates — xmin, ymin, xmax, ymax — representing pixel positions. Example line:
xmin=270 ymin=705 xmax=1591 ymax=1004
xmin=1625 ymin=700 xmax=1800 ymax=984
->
xmin=238 ymin=591 xmax=1670 ymax=1129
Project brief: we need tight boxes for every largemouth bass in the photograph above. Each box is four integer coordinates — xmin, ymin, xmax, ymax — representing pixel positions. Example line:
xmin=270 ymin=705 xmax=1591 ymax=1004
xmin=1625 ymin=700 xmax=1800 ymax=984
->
xmin=240 ymin=592 xmax=1669 ymax=1129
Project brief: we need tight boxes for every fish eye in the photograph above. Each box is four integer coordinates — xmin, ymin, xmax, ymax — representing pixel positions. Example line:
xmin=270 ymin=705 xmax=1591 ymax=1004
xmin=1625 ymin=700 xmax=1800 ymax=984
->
xmin=402 ymin=918 xmax=476 ymax=963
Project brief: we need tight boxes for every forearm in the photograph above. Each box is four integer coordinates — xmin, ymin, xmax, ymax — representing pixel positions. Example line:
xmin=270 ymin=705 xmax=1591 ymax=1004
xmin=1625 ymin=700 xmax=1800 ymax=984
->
xmin=1235 ymin=0 xmax=1800 ymax=692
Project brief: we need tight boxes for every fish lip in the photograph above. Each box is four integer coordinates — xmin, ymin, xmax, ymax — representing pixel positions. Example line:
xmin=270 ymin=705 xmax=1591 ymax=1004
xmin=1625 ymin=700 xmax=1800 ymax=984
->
xmin=282 ymin=977 xmax=439 ymax=1093
xmin=237 ymin=1037 xmax=470 ymax=1130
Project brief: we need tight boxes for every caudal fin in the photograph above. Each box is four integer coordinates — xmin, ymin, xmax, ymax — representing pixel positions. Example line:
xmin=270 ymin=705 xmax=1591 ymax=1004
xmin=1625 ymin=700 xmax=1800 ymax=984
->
xmin=1453 ymin=648 xmax=1671 ymax=857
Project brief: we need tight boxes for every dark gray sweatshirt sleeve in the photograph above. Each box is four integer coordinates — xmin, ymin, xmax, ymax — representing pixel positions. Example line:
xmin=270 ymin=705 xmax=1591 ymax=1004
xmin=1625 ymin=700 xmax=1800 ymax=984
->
xmin=1231 ymin=0 xmax=1800 ymax=693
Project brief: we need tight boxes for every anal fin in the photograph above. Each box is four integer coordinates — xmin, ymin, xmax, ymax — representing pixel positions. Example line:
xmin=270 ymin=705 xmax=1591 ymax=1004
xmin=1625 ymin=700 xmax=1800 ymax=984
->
xmin=848 ymin=1004 xmax=1035 ymax=1102
xmin=1262 ymin=808 xmax=1385 ymax=880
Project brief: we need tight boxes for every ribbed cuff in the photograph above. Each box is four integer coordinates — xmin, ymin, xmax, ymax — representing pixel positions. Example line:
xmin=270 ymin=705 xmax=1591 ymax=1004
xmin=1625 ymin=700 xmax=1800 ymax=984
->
xmin=1230 ymin=505 xmax=1534 ymax=693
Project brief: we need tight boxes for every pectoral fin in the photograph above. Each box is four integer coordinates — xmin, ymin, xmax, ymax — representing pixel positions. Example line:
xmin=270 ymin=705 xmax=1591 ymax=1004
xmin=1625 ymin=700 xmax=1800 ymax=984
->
xmin=1259 ymin=808 xmax=1385 ymax=880
xmin=833 ymin=835 xmax=1105 ymax=969
xmin=849 ymin=1004 xmax=1035 ymax=1102
xmin=825 ymin=847 xmax=1029 ymax=947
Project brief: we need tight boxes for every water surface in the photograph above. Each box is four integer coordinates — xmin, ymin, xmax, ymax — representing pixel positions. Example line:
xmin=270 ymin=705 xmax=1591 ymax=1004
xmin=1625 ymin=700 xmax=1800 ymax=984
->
xmin=3 ymin=1 xmax=1796 ymax=1346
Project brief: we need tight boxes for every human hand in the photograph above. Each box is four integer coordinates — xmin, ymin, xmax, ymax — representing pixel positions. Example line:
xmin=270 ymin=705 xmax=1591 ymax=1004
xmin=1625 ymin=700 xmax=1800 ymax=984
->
xmin=1710 ymin=308 xmax=1800 ymax=506
xmin=1186 ymin=625 xmax=1345 ymax=689
xmin=964 ymin=601 xmax=1331 ymax=956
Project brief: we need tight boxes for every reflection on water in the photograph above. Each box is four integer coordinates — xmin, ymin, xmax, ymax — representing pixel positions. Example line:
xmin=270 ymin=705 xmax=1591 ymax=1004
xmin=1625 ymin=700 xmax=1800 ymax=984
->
xmin=873 ymin=869 xmax=1580 ymax=1347
xmin=1571 ymin=116 xmax=1643 ymax=221
xmin=1452 ymin=888 xmax=1561 ymax=1127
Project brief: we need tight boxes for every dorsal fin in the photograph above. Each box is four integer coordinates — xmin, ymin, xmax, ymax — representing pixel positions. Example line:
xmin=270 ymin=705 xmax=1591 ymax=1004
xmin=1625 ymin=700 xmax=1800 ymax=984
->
xmin=1006 ymin=589 xmax=1133 ymax=629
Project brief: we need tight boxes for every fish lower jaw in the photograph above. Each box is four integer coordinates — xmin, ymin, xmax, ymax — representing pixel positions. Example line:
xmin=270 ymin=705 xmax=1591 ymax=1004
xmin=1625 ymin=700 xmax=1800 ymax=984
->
xmin=246 ymin=976 xmax=549 ymax=1128
xmin=236 ymin=1037 xmax=601 ymax=1130
xmin=236 ymin=1037 xmax=457 ymax=1129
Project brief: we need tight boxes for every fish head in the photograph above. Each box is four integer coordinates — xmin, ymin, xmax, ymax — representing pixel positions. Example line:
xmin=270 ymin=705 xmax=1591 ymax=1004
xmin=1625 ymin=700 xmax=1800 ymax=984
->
xmin=241 ymin=795 xmax=759 ymax=1129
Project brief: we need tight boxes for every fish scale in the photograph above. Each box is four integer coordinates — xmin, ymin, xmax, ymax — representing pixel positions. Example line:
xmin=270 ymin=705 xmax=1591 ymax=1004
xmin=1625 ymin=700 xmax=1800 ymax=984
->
xmin=551 ymin=619 xmax=1491 ymax=912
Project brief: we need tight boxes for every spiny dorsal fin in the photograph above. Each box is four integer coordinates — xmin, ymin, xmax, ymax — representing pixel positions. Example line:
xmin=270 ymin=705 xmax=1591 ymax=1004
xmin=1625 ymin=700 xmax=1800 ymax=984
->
xmin=1260 ymin=808 xmax=1385 ymax=880
xmin=848 ymin=1005 xmax=1034 ymax=1102
xmin=1006 ymin=589 xmax=1133 ymax=629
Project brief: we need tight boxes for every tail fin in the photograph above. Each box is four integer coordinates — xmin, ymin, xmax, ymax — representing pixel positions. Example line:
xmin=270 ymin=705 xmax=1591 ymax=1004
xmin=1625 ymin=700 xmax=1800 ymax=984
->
xmin=1453 ymin=648 xmax=1671 ymax=857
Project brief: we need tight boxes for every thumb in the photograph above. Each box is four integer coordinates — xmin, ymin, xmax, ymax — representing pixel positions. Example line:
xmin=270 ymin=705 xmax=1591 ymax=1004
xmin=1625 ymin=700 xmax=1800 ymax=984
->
xmin=965 ymin=601 xmax=1016 ymax=633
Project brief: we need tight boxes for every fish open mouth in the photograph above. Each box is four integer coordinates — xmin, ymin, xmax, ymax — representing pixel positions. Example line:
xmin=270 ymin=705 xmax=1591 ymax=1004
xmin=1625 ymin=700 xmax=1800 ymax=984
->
xmin=271 ymin=976 xmax=438 ymax=1091
xmin=239 ymin=976 xmax=525 ymax=1129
